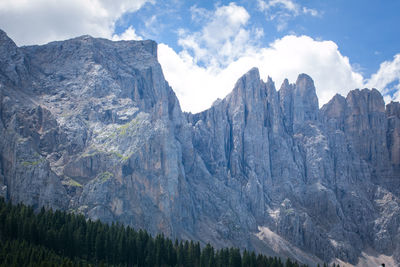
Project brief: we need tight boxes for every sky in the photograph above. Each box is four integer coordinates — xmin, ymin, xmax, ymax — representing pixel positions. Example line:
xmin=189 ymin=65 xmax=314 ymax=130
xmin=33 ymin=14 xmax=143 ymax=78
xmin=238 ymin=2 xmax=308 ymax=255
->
xmin=1 ymin=0 xmax=400 ymax=113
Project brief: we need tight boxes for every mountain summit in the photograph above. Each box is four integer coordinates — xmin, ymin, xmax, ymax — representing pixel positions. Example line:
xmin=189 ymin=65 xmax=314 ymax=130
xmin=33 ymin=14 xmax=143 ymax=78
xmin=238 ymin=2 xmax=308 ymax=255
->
xmin=0 ymin=30 xmax=399 ymax=266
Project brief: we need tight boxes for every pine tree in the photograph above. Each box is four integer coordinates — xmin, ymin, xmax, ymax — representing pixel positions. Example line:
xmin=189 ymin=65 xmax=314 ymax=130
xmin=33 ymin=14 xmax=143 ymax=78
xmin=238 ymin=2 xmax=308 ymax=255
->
xmin=0 ymin=198 xmax=308 ymax=267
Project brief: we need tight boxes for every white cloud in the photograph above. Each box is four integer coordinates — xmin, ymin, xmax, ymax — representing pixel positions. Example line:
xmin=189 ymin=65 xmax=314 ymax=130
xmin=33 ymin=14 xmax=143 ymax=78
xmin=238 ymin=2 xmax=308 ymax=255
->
xmin=159 ymin=34 xmax=365 ymax=113
xmin=302 ymin=7 xmax=319 ymax=17
xmin=259 ymin=0 xmax=299 ymax=14
xmin=258 ymin=36 xmax=364 ymax=105
xmin=258 ymin=0 xmax=320 ymax=17
xmin=384 ymin=85 xmax=400 ymax=103
xmin=145 ymin=15 xmax=157 ymax=29
xmin=190 ymin=5 xmax=211 ymax=23
xmin=159 ymin=43 xmax=260 ymax=113
xmin=112 ymin=26 xmax=142 ymax=41
xmin=178 ymin=3 xmax=259 ymax=68
xmin=366 ymin=54 xmax=400 ymax=102
xmin=0 ymin=0 xmax=151 ymax=46
xmin=257 ymin=0 xmax=320 ymax=31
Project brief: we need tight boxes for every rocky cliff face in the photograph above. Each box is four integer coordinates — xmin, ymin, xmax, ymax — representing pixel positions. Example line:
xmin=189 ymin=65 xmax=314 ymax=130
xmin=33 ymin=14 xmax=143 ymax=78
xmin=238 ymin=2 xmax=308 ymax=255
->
xmin=1 ymin=29 xmax=399 ymax=266
xmin=387 ymin=102 xmax=400 ymax=172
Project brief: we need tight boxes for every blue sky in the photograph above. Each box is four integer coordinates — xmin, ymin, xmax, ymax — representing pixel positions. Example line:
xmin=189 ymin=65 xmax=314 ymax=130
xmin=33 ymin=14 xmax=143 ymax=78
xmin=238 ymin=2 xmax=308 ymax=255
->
xmin=1 ymin=0 xmax=400 ymax=112
xmin=114 ymin=0 xmax=399 ymax=77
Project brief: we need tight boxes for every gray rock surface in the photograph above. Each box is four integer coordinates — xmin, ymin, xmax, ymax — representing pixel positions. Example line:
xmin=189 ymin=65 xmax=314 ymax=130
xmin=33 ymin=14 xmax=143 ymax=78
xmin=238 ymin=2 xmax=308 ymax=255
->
xmin=0 ymin=29 xmax=399 ymax=266
xmin=387 ymin=102 xmax=400 ymax=172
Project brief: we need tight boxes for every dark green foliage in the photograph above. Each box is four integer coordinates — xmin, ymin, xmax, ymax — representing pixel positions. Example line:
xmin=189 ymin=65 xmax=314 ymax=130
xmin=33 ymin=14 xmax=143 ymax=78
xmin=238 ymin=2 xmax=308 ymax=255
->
xmin=0 ymin=198 xmax=309 ymax=266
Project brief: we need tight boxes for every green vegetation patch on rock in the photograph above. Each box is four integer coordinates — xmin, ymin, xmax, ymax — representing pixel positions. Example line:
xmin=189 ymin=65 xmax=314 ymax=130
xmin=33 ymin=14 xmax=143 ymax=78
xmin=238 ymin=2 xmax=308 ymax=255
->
xmin=20 ymin=153 xmax=45 ymax=167
xmin=62 ymin=178 xmax=82 ymax=187
xmin=97 ymin=171 xmax=114 ymax=183
xmin=117 ymin=118 xmax=139 ymax=136
xmin=110 ymin=151 xmax=133 ymax=162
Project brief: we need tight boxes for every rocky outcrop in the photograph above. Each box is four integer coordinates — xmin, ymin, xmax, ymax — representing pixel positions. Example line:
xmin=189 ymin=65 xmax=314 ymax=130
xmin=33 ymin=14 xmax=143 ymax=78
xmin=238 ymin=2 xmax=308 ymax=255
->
xmin=0 ymin=30 xmax=30 ymax=87
xmin=0 ymin=29 xmax=399 ymax=266
xmin=387 ymin=102 xmax=400 ymax=170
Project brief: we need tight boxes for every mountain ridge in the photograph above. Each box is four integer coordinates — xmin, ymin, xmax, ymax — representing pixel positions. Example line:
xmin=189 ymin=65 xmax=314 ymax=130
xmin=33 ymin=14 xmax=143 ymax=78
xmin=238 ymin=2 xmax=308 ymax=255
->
xmin=0 ymin=29 xmax=399 ymax=266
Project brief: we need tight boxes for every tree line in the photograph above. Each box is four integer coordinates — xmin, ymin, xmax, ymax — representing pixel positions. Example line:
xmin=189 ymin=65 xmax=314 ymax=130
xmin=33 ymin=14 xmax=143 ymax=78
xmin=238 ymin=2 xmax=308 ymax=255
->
xmin=0 ymin=198 xmax=337 ymax=266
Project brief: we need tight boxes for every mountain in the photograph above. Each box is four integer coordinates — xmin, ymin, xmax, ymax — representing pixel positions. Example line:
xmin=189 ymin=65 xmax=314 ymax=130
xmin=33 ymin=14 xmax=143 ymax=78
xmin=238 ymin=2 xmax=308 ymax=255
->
xmin=0 ymin=29 xmax=399 ymax=266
